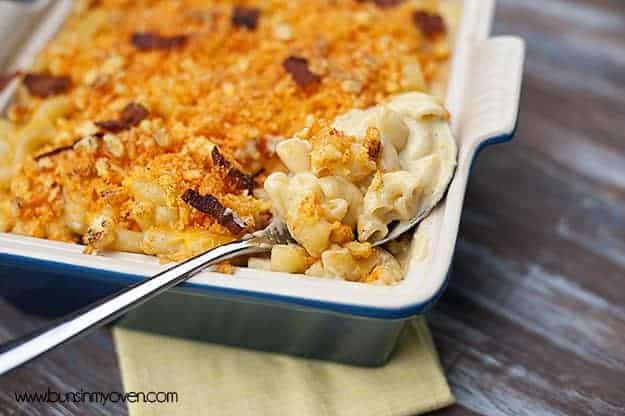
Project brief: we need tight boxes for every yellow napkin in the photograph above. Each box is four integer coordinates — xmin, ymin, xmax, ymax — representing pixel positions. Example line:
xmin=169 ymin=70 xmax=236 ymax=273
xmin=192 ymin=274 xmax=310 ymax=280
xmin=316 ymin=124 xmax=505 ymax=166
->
xmin=113 ymin=317 xmax=453 ymax=416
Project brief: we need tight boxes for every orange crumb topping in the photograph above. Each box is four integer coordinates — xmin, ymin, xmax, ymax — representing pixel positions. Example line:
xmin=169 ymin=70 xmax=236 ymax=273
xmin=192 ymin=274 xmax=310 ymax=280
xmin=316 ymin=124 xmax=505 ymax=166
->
xmin=1 ymin=0 xmax=453 ymax=260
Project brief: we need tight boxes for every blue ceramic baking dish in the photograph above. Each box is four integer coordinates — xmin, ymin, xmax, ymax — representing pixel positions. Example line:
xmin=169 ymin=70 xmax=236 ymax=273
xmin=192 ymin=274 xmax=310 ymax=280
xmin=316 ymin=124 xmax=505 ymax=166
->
xmin=0 ymin=0 xmax=524 ymax=366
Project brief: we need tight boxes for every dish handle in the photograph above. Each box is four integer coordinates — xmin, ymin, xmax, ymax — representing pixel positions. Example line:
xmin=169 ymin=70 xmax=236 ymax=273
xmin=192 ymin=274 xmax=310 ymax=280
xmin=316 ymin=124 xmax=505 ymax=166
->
xmin=462 ymin=36 xmax=526 ymax=150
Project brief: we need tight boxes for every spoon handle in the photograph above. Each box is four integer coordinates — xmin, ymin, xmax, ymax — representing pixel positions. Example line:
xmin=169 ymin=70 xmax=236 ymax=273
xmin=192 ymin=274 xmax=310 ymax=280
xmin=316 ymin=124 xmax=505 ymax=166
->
xmin=0 ymin=238 xmax=266 ymax=376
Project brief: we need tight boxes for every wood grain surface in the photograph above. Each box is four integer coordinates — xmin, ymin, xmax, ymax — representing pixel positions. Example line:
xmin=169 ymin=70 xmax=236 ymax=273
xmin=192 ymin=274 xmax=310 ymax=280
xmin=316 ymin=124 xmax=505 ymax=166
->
xmin=1 ymin=0 xmax=624 ymax=415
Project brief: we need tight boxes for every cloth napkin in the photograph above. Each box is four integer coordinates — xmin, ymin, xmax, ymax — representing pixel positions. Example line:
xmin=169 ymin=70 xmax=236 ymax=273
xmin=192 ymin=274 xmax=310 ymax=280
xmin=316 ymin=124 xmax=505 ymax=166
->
xmin=113 ymin=317 xmax=453 ymax=416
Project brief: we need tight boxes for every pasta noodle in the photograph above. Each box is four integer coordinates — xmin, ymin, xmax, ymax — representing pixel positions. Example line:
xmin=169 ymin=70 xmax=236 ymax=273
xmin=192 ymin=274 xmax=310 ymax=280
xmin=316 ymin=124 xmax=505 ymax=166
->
xmin=260 ymin=92 xmax=457 ymax=283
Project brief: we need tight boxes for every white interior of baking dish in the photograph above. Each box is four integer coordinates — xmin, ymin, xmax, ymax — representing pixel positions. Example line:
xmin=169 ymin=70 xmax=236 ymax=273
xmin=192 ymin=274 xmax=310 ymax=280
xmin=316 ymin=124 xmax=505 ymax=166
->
xmin=0 ymin=0 xmax=524 ymax=315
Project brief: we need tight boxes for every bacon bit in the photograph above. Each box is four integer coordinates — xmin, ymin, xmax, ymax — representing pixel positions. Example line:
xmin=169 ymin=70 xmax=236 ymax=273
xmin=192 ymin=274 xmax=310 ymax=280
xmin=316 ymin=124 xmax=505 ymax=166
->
xmin=23 ymin=73 xmax=71 ymax=98
xmin=225 ymin=169 xmax=254 ymax=193
xmin=95 ymin=103 xmax=149 ymax=133
xmin=412 ymin=11 xmax=446 ymax=38
xmin=33 ymin=133 xmax=103 ymax=161
xmin=282 ymin=56 xmax=321 ymax=87
xmin=181 ymin=189 xmax=247 ymax=234
xmin=34 ymin=142 xmax=77 ymax=161
xmin=0 ymin=71 xmax=20 ymax=92
xmin=211 ymin=147 xmax=254 ymax=193
xmin=130 ymin=32 xmax=188 ymax=51
xmin=373 ymin=0 xmax=403 ymax=7
xmin=211 ymin=146 xmax=231 ymax=169
xmin=232 ymin=6 xmax=260 ymax=30
xmin=356 ymin=0 xmax=403 ymax=7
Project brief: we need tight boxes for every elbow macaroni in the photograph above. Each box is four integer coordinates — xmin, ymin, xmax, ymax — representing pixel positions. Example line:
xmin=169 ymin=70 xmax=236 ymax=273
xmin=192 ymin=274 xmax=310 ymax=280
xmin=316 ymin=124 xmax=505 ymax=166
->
xmin=260 ymin=92 xmax=457 ymax=283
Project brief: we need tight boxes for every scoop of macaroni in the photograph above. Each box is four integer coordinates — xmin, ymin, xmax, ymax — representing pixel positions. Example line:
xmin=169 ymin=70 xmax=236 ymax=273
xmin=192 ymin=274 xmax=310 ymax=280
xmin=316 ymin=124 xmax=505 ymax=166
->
xmin=261 ymin=92 xmax=457 ymax=283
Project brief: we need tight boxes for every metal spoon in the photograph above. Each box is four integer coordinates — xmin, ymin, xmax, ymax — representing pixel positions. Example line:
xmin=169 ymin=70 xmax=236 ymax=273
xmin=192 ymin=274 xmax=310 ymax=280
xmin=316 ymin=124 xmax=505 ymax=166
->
xmin=373 ymin=166 xmax=456 ymax=247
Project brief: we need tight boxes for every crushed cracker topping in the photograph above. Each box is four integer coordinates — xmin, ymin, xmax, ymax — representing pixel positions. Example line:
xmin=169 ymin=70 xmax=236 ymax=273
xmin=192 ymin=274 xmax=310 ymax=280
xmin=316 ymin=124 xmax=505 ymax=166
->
xmin=1 ymin=0 xmax=452 ymax=262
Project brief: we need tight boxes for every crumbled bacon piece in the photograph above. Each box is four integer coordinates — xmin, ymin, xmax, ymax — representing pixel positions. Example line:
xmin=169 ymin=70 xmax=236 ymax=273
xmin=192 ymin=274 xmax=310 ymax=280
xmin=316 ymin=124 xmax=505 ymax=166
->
xmin=131 ymin=32 xmax=188 ymax=50
xmin=356 ymin=0 xmax=403 ymax=7
xmin=211 ymin=146 xmax=231 ymax=169
xmin=0 ymin=72 xmax=20 ymax=92
xmin=232 ymin=6 xmax=260 ymax=30
xmin=211 ymin=147 xmax=254 ymax=193
xmin=412 ymin=11 xmax=446 ymax=38
xmin=373 ymin=0 xmax=403 ymax=8
xmin=34 ymin=143 xmax=76 ymax=161
xmin=95 ymin=103 xmax=149 ymax=133
xmin=33 ymin=133 xmax=103 ymax=161
xmin=23 ymin=73 xmax=71 ymax=98
xmin=225 ymin=169 xmax=254 ymax=194
xmin=282 ymin=56 xmax=321 ymax=87
xmin=181 ymin=189 xmax=247 ymax=234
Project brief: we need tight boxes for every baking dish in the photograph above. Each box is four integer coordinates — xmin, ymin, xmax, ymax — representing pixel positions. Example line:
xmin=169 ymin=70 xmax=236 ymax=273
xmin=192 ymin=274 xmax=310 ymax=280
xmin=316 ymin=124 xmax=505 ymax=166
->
xmin=0 ymin=0 xmax=524 ymax=366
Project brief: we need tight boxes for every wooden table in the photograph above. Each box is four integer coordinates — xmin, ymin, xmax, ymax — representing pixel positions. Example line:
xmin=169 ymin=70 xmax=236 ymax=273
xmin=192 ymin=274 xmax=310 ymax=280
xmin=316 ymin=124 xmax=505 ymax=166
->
xmin=1 ymin=1 xmax=624 ymax=414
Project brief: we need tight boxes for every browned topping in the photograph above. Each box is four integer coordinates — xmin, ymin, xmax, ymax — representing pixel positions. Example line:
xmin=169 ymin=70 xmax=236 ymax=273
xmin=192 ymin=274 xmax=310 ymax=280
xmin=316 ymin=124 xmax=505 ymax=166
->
xmin=23 ymin=73 xmax=71 ymax=98
xmin=412 ymin=11 xmax=446 ymax=38
xmin=282 ymin=56 xmax=321 ymax=87
xmin=0 ymin=71 xmax=20 ymax=92
xmin=0 ymin=0 xmax=451 ymax=264
xmin=373 ymin=0 xmax=404 ymax=8
xmin=95 ymin=103 xmax=149 ymax=132
xmin=181 ymin=189 xmax=247 ymax=234
xmin=131 ymin=32 xmax=188 ymax=50
xmin=232 ymin=6 xmax=260 ymax=30
xmin=211 ymin=147 xmax=254 ymax=193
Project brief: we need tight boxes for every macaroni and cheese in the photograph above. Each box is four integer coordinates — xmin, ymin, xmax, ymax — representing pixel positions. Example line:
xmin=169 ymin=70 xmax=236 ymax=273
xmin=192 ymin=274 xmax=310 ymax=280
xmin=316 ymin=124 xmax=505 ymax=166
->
xmin=261 ymin=92 xmax=456 ymax=283
xmin=0 ymin=0 xmax=458 ymax=284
